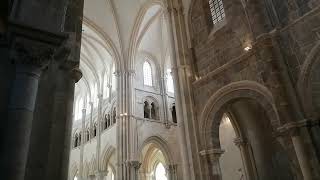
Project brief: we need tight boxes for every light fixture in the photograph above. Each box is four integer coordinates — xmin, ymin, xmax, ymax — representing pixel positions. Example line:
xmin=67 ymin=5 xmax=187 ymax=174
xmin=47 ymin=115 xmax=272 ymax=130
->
xmin=244 ymin=46 xmax=252 ymax=51
xmin=123 ymin=113 xmax=128 ymax=116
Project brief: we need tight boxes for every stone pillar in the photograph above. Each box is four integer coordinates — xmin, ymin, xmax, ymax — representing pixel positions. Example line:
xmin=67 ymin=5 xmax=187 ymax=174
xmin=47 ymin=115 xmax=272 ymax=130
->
xmin=160 ymin=75 xmax=170 ymax=127
xmin=108 ymin=84 xmax=112 ymax=103
xmin=165 ymin=164 xmax=178 ymax=180
xmin=164 ymin=6 xmax=197 ymax=179
xmin=3 ymin=22 xmax=66 ymax=180
xmin=200 ymin=149 xmax=224 ymax=180
xmin=80 ymin=108 xmax=87 ymax=179
xmin=127 ymin=161 xmax=141 ymax=180
xmin=234 ymin=137 xmax=257 ymax=180
xmin=96 ymin=94 xmax=103 ymax=175
xmin=89 ymin=102 xmax=94 ymax=139
xmin=279 ymin=122 xmax=315 ymax=180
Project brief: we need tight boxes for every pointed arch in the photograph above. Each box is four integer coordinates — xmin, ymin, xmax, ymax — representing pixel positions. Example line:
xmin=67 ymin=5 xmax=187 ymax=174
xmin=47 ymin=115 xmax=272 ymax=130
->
xmin=100 ymin=145 xmax=116 ymax=171
xmin=139 ymin=136 xmax=173 ymax=165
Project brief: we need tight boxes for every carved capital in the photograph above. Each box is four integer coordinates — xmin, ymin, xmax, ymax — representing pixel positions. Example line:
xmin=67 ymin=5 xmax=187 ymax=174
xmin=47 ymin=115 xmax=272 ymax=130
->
xmin=277 ymin=119 xmax=319 ymax=136
xmin=71 ymin=67 xmax=82 ymax=82
xmin=200 ymin=148 xmax=225 ymax=161
xmin=233 ymin=137 xmax=247 ymax=148
xmin=54 ymin=32 xmax=80 ymax=70
xmin=165 ymin=164 xmax=177 ymax=173
xmin=127 ymin=160 xmax=142 ymax=170
xmin=8 ymin=21 xmax=67 ymax=68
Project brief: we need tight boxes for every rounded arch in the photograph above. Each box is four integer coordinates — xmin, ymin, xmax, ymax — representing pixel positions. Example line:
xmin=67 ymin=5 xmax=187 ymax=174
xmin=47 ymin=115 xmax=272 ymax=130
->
xmin=100 ymin=145 xmax=116 ymax=171
xmin=297 ymin=41 xmax=320 ymax=118
xmin=139 ymin=136 xmax=173 ymax=165
xmin=200 ymin=80 xmax=279 ymax=148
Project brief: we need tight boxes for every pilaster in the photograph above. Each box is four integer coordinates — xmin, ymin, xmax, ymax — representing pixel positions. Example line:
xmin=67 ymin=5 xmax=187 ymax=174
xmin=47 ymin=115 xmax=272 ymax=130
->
xmin=200 ymin=149 xmax=225 ymax=180
xmin=278 ymin=119 xmax=320 ymax=180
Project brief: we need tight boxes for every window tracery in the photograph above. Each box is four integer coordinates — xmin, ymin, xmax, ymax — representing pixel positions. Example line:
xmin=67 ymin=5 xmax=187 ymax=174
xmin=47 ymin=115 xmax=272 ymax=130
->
xmin=209 ymin=0 xmax=225 ymax=25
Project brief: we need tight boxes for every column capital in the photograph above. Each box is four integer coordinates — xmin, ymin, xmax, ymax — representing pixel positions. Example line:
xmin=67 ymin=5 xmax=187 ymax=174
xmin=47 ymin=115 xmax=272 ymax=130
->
xmin=277 ymin=119 xmax=319 ymax=136
xmin=71 ymin=68 xmax=82 ymax=82
xmin=126 ymin=160 xmax=142 ymax=170
xmin=199 ymin=148 xmax=225 ymax=160
xmin=165 ymin=164 xmax=177 ymax=172
xmin=95 ymin=170 xmax=108 ymax=177
xmin=233 ymin=137 xmax=247 ymax=147
xmin=8 ymin=21 xmax=67 ymax=68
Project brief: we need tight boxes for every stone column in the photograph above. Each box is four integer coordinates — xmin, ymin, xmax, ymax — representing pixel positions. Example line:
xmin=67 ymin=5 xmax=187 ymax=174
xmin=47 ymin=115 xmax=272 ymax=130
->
xmin=165 ymin=164 xmax=178 ymax=180
xmin=279 ymin=122 xmax=315 ymax=180
xmin=96 ymin=94 xmax=103 ymax=179
xmin=80 ymin=108 xmax=87 ymax=179
xmin=200 ymin=149 xmax=224 ymax=180
xmin=4 ymin=22 xmax=66 ymax=180
xmin=89 ymin=102 xmax=94 ymax=139
xmin=164 ymin=6 xmax=197 ymax=180
xmin=128 ymin=161 xmax=141 ymax=180
xmin=108 ymin=84 xmax=112 ymax=103
xmin=160 ymin=75 xmax=170 ymax=127
xmin=234 ymin=137 xmax=257 ymax=180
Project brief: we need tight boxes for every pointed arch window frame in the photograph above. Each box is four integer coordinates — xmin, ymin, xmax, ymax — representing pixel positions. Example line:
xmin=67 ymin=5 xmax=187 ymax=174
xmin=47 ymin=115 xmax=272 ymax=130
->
xmin=143 ymin=61 xmax=153 ymax=87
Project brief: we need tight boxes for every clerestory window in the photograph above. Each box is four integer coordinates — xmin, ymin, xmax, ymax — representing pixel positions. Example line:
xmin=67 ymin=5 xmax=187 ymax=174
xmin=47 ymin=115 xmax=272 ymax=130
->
xmin=143 ymin=61 xmax=153 ymax=86
xmin=209 ymin=0 xmax=225 ymax=25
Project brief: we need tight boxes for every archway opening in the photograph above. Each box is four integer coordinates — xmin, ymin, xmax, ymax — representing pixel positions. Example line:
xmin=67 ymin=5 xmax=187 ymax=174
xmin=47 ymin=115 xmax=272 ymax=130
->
xmin=140 ymin=142 xmax=170 ymax=180
xmin=206 ymin=98 xmax=297 ymax=180
xmin=155 ymin=162 xmax=167 ymax=180
xmin=219 ymin=114 xmax=244 ymax=180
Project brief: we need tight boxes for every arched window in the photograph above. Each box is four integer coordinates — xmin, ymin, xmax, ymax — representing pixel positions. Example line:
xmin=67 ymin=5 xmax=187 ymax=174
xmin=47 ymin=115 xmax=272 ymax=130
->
xmin=155 ymin=163 xmax=167 ymax=180
xmin=93 ymin=124 xmax=97 ymax=137
xmin=209 ymin=0 xmax=225 ymax=25
xmin=143 ymin=61 xmax=153 ymax=86
xmin=104 ymin=114 xmax=111 ymax=129
xmin=78 ymin=133 xmax=82 ymax=146
xmin=74 ymin=134 xmax=78 ymax=148
xmin=144 ymin=101 xmax=150 ymax=119
xmin=166 ymin=69 xmax=174 ymax=93
xmin=74 ymin=176 xmax=78 ymax=180
xmin=112 ymin=107 xmax=116 ymax=124
xmin=172 ymin=104 xmax=177 ymax=123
